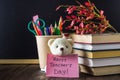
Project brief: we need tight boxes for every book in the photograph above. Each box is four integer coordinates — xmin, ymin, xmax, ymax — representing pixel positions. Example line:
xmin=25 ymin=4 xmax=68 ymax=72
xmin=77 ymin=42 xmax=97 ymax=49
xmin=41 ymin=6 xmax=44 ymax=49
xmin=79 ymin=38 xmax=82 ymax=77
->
xmin=70 ymin=33 xmax=120 ymax=44
xmin=73 ymin=49 xmax=120 ymax=58
xmin=78 ymin=57 xmax=120 ymax=67
xmin=73 ymin=42 xmax=120 ymax=51
xmin=79 ymin=65 xmax=120 ymax=76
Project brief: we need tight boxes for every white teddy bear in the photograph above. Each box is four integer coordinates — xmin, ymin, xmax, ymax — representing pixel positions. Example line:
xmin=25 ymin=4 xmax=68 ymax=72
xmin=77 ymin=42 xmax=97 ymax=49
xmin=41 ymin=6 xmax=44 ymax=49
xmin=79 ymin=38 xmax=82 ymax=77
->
xmin=48 ymin=37 xmax=73 ymax=56
xmin=41 ymin=37 xmax=73 ymax=72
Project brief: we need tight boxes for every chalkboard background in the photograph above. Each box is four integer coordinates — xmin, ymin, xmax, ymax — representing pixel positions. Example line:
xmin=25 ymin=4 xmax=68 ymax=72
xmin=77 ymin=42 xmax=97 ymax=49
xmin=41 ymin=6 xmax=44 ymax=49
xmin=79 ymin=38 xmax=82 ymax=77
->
xmin=0 ymin=0 xmax=120 ymax=59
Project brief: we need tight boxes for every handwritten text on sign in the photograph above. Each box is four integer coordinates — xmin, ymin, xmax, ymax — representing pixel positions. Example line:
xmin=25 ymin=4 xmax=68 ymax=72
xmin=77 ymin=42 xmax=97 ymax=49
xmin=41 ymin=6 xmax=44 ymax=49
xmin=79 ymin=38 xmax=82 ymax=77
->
xmin=46 ymin=54 xmax=79 ymax=78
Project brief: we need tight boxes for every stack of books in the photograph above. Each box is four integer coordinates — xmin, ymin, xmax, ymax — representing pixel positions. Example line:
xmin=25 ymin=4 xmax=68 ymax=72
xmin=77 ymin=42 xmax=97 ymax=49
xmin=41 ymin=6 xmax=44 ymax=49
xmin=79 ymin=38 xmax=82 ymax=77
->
xmin=70 ymin=33 xmax=120 ymax=76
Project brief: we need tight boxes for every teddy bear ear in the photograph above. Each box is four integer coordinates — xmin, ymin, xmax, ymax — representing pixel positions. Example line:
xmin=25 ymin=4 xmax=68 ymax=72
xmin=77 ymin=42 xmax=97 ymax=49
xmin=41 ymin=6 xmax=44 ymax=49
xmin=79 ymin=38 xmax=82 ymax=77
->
xmin=48 ymin=39 xmax=55 ymax=47
xmin=67 ymin=39 xmax=73 ymax=46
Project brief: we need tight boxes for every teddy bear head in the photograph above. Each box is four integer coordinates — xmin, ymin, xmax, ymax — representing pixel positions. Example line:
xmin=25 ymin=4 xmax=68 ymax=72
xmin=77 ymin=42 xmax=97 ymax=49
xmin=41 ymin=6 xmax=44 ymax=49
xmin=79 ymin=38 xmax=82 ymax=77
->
xmin=48 ymin=38 xmax=73 ymax=56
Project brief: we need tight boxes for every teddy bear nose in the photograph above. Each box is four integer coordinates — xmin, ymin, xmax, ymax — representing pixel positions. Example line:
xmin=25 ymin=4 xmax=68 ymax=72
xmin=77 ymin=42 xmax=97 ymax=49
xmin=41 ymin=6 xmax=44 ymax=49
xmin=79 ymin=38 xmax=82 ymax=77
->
xmin=60 ymin=48 xmax=64 ymax=51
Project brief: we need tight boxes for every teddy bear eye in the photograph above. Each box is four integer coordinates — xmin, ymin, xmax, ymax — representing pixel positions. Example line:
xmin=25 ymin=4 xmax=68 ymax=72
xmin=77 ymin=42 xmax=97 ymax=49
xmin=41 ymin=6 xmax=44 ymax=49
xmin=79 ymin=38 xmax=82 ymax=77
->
xmin=56 ymin=45 xmax=58 ymax=48
xmin=66 ymin=45 xmax=68 ymax=48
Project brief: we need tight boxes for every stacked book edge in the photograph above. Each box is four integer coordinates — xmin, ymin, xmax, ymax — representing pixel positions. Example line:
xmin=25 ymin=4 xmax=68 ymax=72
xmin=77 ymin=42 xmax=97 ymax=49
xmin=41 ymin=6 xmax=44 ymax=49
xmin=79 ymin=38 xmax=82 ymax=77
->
xmin=70 ymin=33 xmax=120 ymax=76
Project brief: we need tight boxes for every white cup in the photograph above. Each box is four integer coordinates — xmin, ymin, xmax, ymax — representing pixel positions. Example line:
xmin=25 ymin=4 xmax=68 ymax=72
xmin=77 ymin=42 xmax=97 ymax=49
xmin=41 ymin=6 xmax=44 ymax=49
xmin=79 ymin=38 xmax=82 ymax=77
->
xmin=36 ymin=35 xmax=62 ymax=69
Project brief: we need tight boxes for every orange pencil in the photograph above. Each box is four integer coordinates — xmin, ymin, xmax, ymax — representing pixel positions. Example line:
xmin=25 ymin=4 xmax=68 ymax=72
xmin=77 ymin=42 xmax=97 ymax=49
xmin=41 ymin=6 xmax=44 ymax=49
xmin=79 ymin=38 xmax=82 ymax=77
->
xmin=58 ymin=16 xmax=63 ymax=31
xmin=32 ymin=21 xmax=42 ymax=35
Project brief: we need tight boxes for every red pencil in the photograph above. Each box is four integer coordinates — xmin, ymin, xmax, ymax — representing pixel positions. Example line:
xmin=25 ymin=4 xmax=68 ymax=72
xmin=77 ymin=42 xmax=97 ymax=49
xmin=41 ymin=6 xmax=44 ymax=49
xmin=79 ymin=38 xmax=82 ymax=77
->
xmin=32 ymin=21 xmax=42 ymax=35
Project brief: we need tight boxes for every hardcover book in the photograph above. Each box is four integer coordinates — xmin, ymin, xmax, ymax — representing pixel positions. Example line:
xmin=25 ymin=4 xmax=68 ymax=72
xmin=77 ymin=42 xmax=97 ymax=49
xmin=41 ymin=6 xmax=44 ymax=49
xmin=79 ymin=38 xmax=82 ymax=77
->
xmin=70 ymin=33 xmax=120 ymax=44
xmin=78 ymin=57 xmax=120 ymax=67
xmin=73 ymin=43 xmax=120 ymax=51
xmin=79 ymin=65 xmax=120 ymax=76
xmin=73 ymin=49 xmax=120 ymax=58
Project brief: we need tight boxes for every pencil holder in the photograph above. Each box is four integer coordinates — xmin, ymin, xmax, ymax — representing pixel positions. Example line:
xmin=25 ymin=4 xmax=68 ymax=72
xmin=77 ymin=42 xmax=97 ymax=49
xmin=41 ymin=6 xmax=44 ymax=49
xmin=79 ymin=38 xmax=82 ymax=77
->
xmin=36 ymin=35 xmax=62 ymax=69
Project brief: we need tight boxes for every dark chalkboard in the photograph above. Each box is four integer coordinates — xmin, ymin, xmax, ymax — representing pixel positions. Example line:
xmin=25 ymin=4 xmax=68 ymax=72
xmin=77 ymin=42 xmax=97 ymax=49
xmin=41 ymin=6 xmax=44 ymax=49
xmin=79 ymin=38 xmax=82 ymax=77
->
xmin=0 ymin=0 xmax=120 ymax=59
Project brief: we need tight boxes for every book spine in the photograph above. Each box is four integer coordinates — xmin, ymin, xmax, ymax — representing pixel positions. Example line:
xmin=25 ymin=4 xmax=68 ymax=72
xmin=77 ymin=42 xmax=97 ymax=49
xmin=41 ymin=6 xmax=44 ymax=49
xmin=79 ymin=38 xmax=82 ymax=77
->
xmin=78 ymin=57 xmax=120 ymax=67
xmin=73 ymin=49 xmax=120 ymax=58
xmin=70 ymin=33 xmax=120 ymax=43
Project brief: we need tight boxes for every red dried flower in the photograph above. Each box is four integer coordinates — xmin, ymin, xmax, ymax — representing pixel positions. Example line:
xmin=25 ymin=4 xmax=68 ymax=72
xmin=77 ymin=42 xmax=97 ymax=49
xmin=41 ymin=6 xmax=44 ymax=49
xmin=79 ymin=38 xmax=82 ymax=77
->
xmin=66 ymin=6 xmax=76 ymax=14
xmin=71 ymin=15 xmax=77 ymax=19
xmin=66 ymin=16 xmax=71 ymax=19
xmin=56 ymin=0 xmax=117 ymax=34
xmin=79 ymin=22 xmax=84 ymax=28
xmin=85 ymin=2 xmax=91 ymax=7
xmin=100 ymin=10 xmax=104 ymax=16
